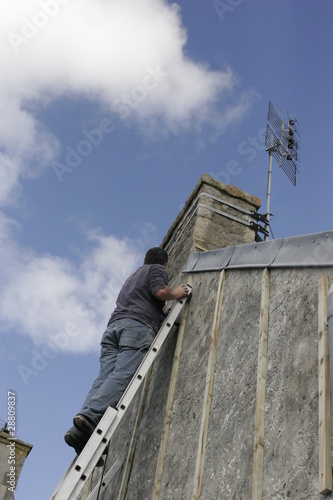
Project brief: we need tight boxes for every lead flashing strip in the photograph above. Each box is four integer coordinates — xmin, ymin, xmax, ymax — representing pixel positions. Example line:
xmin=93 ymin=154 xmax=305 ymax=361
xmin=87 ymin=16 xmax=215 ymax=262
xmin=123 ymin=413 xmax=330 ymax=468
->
xmin=183 ymin=230 xmax=333 ymax=272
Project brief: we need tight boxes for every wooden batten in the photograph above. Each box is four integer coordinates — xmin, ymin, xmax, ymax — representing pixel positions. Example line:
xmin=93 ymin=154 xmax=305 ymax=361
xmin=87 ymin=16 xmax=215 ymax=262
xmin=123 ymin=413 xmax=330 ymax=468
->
xmin=318 ymin=274 xmax=332 ymax=495
xmin=192 ymin=270 xmax=226 ymax=500
xmin=252 ymin=268 xmax=270 ymax=500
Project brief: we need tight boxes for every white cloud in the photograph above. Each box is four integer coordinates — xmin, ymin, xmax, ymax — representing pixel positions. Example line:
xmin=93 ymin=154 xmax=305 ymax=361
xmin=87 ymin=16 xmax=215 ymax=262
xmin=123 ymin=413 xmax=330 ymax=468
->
xmin=0 ymin=0 xmax=251 ymax=205
xmin=0 ymin=215 xmax=144 ymax=353
xmin=0 ymin=0 xmax=253 ymax=354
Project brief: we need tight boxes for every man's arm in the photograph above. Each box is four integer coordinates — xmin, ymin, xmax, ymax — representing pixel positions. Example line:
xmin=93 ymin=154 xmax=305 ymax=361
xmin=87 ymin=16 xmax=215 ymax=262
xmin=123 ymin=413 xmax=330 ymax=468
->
xmin=155 ymin=284 xmax=189 ymax=301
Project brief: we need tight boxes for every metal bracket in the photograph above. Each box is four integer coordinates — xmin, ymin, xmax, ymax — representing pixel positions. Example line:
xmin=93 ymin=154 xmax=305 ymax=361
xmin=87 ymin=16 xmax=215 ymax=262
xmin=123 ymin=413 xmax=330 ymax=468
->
xmin=250 ymin=211 xmax=270 ymax=226
xmin=250 ymin=221 xmax=269 ymax=238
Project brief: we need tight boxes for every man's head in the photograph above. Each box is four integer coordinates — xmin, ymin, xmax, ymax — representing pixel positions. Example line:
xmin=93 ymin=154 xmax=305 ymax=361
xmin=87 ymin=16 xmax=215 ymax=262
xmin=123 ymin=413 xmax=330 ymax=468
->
xmin=144 ymin=247 xmax=168 ymax=266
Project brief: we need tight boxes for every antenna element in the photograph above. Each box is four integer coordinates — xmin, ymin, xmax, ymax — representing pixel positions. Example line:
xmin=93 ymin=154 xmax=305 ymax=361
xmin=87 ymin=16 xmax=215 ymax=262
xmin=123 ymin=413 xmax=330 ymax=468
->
xmin=264 ymin=101 xmax=300 ymax=239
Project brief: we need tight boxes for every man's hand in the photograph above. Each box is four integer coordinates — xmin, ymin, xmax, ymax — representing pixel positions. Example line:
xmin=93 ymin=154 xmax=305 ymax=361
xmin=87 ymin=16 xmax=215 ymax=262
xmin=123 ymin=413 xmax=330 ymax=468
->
xmin=155 ymin=284 xmax=189 ymax=301
xmin=171 ymin=284 xmax=189 ymax=299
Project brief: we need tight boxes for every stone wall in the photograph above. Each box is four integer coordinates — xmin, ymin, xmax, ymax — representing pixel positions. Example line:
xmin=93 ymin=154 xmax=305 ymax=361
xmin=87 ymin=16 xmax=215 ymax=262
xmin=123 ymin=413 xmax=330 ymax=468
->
xmin=98 ymin=267 xmax=333 ymax=499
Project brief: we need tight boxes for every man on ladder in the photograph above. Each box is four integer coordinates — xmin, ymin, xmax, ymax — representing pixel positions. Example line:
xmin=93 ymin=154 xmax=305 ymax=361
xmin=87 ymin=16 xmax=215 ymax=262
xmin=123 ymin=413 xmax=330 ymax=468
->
xmin=64 ymin=247 xmax=189 ymax=459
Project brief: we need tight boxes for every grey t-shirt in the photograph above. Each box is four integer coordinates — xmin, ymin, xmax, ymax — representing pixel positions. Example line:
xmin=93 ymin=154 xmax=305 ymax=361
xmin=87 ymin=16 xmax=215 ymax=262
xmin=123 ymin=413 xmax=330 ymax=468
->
xmin=108 ymin=264 xmax=168 ymax=332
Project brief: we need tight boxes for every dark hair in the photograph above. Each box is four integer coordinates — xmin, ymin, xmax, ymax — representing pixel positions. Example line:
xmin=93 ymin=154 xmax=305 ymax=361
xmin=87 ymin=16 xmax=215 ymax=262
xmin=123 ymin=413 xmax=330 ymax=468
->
xmin=144 ymin=247 xmax=168 ymax=266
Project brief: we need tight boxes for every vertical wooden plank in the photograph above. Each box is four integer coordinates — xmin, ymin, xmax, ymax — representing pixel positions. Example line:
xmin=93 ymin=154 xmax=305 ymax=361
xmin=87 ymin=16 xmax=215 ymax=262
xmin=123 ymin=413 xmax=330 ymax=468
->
xmin=318 ymin=274 xmax=332 ymax=495
xmin=252 ymin=268 xmax=270 ymax=500
xmin=117 ymin=366 xmax=153 ymax=500
xmin=152 ymin=275 xmax=192 ymax=500
xmin=192 ymin=270 xmax=226 ymax=500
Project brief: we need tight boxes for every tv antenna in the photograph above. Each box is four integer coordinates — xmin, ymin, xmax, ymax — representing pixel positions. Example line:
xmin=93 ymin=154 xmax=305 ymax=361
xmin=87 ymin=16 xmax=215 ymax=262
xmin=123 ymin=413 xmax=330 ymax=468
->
xmin=264 ymin=101 xmax=300 ymax=239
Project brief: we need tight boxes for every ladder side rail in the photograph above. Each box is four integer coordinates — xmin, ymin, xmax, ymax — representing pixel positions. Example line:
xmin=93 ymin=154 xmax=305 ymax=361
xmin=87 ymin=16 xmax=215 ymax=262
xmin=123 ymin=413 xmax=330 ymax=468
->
xmin=50 ymin=457 xmax=77 ymax=499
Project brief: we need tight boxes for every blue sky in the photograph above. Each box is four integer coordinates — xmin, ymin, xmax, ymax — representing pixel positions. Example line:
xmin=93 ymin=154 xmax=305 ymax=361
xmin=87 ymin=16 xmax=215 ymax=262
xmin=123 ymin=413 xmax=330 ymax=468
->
xmin=0 ymin=1 xmax=332 ymax=498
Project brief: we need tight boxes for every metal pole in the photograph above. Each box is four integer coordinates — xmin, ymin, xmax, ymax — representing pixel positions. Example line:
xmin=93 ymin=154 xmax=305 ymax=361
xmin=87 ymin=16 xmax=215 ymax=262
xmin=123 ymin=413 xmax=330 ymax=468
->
xmin=265 ymin=150 xmax=273 ymax=240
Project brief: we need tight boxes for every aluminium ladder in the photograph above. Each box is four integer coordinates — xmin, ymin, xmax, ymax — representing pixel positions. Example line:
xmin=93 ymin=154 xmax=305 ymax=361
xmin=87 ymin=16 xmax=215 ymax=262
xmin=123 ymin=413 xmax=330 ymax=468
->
xmin=51 ymin=285 xmax=192 ymax=500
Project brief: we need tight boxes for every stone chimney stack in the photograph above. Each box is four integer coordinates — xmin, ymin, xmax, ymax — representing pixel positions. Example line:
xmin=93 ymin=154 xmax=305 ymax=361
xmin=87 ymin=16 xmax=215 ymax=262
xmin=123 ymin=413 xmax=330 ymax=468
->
xmin=161 ymin=173 xmax=261 ymax=280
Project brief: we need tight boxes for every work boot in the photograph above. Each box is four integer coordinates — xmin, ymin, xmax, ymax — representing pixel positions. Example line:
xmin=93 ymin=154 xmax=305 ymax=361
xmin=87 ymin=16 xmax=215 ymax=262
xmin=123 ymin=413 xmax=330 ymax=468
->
xmin=64 ymin=426 xmax=88 ymax=454
xmin=73 ymin=414 xmax=96 ymax=437
xmin=65 ymin=425 xmax=105 ymax=467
